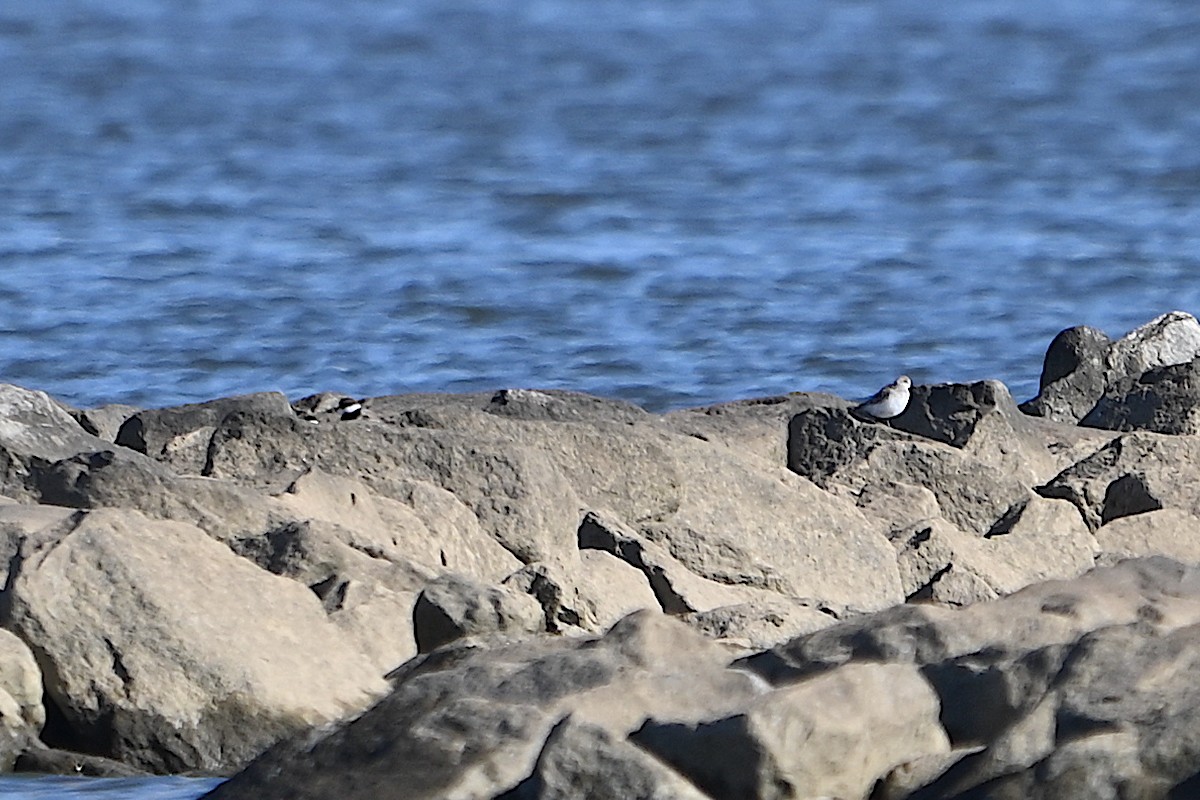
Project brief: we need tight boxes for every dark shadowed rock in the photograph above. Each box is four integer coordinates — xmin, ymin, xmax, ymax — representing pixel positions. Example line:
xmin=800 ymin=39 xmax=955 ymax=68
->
xmin=1022 ymin=312 xmax=1200 ymax=424
xmin=1019 ymin=325 xmax=1112 ymax=422
xmin=115 ymin=392 xmax=294 ymax=474
xmin=15 ymin=741 xmax=148 ymax=777
xmin=1037 ymin=432 xmax=1200 ymax=531
xmin=202 ymin=611 xmax=765 ymax=800
xmin=1081 ymin=357 xmax=1200 ymax=434
xmin=70 ymin=403 xmax=141 ymax=442
xmin=0 ymin=384 xmax=114 ymax=499
xmin=503 ymin=716 xmax=711 ymax=800
xmin=891 ymin=380 xmax=1058 ymax=484
xmin=412 ymin=573 xmax=545 ymax=653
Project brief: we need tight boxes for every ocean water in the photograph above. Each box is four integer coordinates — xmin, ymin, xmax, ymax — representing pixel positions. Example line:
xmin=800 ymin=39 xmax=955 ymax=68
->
xmin=4 ymin=0 xmax=1200 ymax=795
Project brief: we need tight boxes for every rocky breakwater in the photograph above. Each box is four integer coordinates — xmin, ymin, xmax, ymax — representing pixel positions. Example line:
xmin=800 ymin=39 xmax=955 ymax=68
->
xmin=0 ymin=313 xmax=1199 ymax=796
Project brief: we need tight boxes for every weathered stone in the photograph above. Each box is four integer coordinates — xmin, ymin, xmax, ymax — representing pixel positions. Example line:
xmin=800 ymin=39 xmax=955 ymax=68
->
xmin=28 ymin=448 xmax=279 ymax=545
xmin=631 ymin=662 xmax=949 ymax=800
xmin=1022 ymin=312 xmax=1200 ymax=425
xmin=506 ymin=716 xmax=711 ymax=800
xmin=412 ymin=573 xmax=545 ymax=653
xmin=484 ymin=388 xmax=648 ymax=424
xmin=663 ymin=391 xmax=851 ymax=467
xmin=578 ymin=510 xmax=764 ymax=614
xmin=202 ymin=611 xmax=765 ymax=800
xmin=502 ymin=559 xmax=611 ymax=634
xmin=0 ymin=629 xmax=43 ymax=772
xmin=1094 ymin=508 xmax=1200 ymax=565
xmin=205 ymin=411 xmax=583 ymax=567
xmin=892 ymin=380 xmax=1059 ymax=484
xmin=4 ymin=507 xmax=385 ymax=773
xmin=0 ymin=384 xmax=113 ymax=499
xmin=1037 ymin=432 xmax=1200 ymax=531
xmin=70 ymin=403 xmax=141 ymax=442
xmin=789 ymin=408 xmax=1031 ymax=538
xmin=114 ymin=392 xmax=294 ymax=474
xmin=1019 ymin=325 xmax=1112 ymax=422
xmin=856 ymin=480 xmax=940 ymax=533
xmin=680 ymin=598 xmax=836 ymax=650
xmin=1081 ymin=357 xmax=1200 ymax=435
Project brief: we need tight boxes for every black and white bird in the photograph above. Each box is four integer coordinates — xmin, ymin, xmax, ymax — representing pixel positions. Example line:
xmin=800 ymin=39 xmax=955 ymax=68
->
xmin=854 ymin=375 xmax=911 ymax=420
xmin=337 ymin=397 xmax=365 ymax=421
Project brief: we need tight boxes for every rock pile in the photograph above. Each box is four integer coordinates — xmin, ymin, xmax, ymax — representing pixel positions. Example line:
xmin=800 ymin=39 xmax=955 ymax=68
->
xmin=1 ymin=312 xmax=1200 ymax=797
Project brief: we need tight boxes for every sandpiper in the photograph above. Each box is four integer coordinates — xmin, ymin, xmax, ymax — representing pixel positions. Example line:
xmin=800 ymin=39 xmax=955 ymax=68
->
xmin=854 ymin=375 xmax=911 ymax=420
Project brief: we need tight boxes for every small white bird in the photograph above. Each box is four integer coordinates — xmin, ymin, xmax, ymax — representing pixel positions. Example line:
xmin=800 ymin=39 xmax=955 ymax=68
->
xmin=854 ymin=375 xmax=912 ymax=420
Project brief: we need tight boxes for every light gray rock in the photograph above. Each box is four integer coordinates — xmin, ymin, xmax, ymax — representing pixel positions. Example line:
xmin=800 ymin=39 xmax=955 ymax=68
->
xmin=202 ymin=611 xmax=766 ymax=800
xmin=412 ymin=573 xmax=545 ymax=653
xmin=1022 ymin=312 xmax=1200 ymax=425
xmin=631 ymin=662 xmax=949 ymax=800
xmin=115 ymin=392 xmax=294 ymax=475
xmin=0 ymin=384 xmax=113 ymax=499
xmin=1037 ymin=432 xmax=1200 ymax=531
xmin=1094 ymin=508 xmax=1200 ymax=565
xmin=0 ymin=628 xmax=43 ymax=772
xmin=3 ymin=507 xmax=386 ymax=773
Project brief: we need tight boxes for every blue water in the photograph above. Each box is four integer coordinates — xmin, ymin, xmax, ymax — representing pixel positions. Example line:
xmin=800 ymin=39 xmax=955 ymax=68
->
xmin=4 ymin=2 xmax=1200 ymax=795
xmin=4 ymin=0 xmax=1200 ymax=417
xmin=0 ymin=776 xmax=221 ymax=800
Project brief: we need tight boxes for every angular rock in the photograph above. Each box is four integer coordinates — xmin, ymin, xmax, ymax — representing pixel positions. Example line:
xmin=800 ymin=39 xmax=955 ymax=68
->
xmin=789 ymin=407 xmax=1031 ymax=538
xmin=3 ymin=507 xmax=386 ymax=773
xmin=1037 ymin=432 xmax=1200 ymax=531
xmin=578 ymin=510 xmax=765 ymax=615
xmin=891 ymin=380 xmax=1059 ymax=485
xmin=1022 ymin=312 xmax=1200 ymax=424
xmin=28 ymin=448 xmax=278 ymax=545
xmin=202 ymin=611 xmax=766 ymax=800
xmin=1081 ymin=357 xmax=1200 ymax=435
xmin=0 ymin=384 xmax=113 ymax=499
xmin=663 ymin=391 xmax=851 ymax=467
xmin=15 ymin=741 xmax=150 ymax=777
xmin=412 ymin=573 xmax=545 ymax=653
xmin=0 ymin=629 xmax=43 ymax=772
xmin=631 ymin=662 xmax=948 ymax=800
xmin=204 ymin=410 xmax=583 ymax=566
xmin=1019 ymin=325 xmax=1112 ymax=422
xmin=484 ymin=388 xmax=649 ymax=425
xmin=115 ymin=392 xmax=294 ymax=474
xmin=505 ymin=716 xmax=711 ymax=800
xmin=891 ymin=496 xmax=1096 ymax=605
xmin=1094 ymin=508 xmax=1200 ymax=566
xmin=502 ymin=560 xmax=610 ymax=634
xmin=680 ymin=598 xmax=836 ymax=651
xmin=70 ymin=403 xmax=141 ymax=442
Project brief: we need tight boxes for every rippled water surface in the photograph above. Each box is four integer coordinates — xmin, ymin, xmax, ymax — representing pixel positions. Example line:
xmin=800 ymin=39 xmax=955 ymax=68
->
xmin=0 ymin=776 xmax=221 ymax=800
xmin=5 ymin=0 xmax=1200 ymax=416
xmin=5 ymin=0 xmax=1200 ymax=795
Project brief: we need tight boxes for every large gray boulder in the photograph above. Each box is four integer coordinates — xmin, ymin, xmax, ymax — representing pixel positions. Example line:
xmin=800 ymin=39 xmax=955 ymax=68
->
xmin=1022 ymin=312 xmax=1200 ymax=424
xmin=115 ymin=392 xmax=294 ymax=475
xmin=1080 ymin=358 xmax=1200 ymax=435
xmin=0 ymin=628 xmax=42 ymax=772
xmin=1 ymin=505 xmax=386 ymax=773
xmin=203 ymin=611 xmax=768 ymax=800
xmin=1037 ymin=432 xmax=1200 ymax=532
